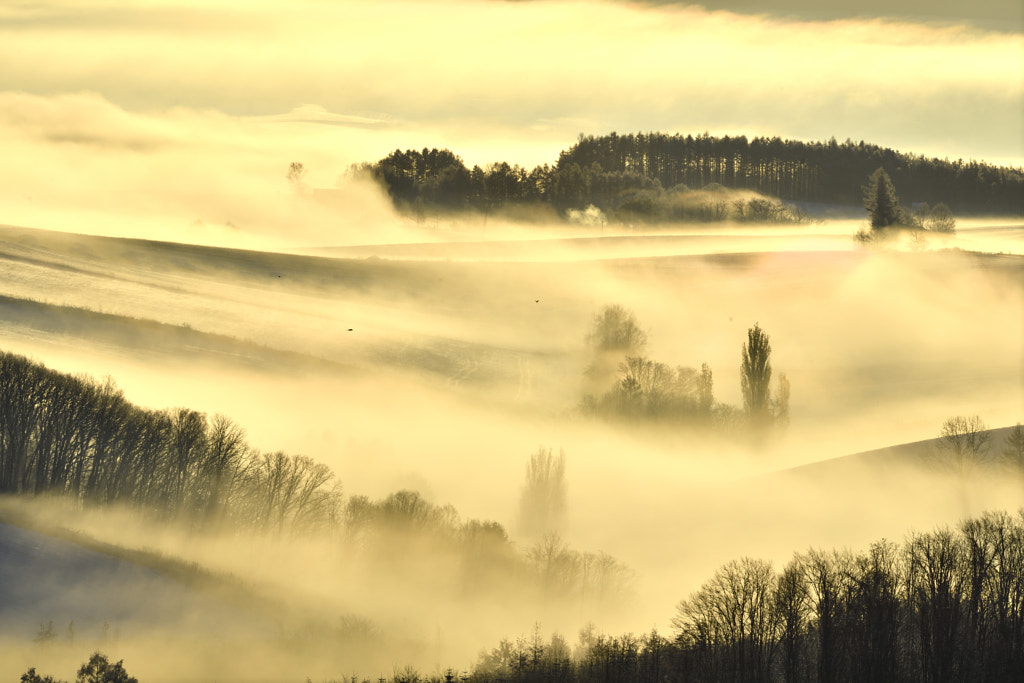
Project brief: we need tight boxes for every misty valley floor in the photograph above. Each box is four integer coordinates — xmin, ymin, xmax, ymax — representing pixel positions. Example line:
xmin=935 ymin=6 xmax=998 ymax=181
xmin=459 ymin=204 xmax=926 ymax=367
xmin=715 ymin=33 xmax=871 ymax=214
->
xmin=0 ymin=221 xmax=1021 ymax=680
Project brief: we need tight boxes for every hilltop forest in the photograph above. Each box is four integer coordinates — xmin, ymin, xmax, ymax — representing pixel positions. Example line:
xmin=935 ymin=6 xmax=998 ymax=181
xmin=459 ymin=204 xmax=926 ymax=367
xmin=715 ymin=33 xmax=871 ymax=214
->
xmin=358 ymin=133 xmax=1023 ymax=221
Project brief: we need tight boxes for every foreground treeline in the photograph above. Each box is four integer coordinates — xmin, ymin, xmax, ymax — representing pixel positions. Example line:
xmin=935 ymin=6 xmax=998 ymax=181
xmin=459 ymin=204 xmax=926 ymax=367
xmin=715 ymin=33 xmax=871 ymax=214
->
xmin=469 ymin=509 xmax=1024 ymax=683
xmin=357 ymin=133 xmax=1022 ymax=220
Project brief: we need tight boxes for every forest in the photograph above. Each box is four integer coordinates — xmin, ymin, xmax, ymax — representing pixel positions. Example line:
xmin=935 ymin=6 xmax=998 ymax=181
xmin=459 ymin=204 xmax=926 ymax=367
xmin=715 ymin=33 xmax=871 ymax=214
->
xmin=358 ymin=133 xmax=1024 ymax=221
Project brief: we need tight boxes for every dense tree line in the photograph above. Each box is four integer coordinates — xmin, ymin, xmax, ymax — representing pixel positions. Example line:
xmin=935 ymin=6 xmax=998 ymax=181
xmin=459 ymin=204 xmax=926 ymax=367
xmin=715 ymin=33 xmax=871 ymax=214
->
xmin=468 ymin=507 xmax=1024 ymax=683
xmin=0 ymin=350 xmax=340 ymax=533
xmin=358 ymin=133 xmax=1022 ymax=220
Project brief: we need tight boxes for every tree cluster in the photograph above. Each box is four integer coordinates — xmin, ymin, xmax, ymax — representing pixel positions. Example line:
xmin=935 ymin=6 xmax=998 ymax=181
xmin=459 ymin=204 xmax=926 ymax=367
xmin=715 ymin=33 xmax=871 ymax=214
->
xmin=359 ymin=133 xmax=1022 ymax=221
xmin=861 ymin=167 xmax=958 ymax=233
xmin=580 ymin=308 xmax=788 ymax=436
xmin=342 ymin=485 xmax=629 ymax=606
xmin=22 ymin=652 xmax=136 ymax=683
xmin=468 ymin=509 xmax=1024 ymax=683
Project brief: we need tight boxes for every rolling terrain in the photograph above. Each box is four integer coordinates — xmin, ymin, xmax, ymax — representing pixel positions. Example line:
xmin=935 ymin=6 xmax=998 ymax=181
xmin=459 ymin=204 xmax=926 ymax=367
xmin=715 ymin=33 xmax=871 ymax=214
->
xmin=0 ymin=219 xmax=1021 ymax=679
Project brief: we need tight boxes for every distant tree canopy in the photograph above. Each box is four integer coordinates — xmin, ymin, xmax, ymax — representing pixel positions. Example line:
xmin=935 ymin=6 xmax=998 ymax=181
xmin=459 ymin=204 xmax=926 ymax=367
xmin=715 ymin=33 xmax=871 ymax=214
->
xmin=359 ymin=133 xmax=1023 ymax=220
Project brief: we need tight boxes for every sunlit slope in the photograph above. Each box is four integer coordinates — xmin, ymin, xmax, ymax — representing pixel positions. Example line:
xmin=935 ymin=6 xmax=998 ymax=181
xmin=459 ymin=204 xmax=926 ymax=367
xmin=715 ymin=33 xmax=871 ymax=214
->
xmin=0 ymin=222 xmax=1020 ymax=458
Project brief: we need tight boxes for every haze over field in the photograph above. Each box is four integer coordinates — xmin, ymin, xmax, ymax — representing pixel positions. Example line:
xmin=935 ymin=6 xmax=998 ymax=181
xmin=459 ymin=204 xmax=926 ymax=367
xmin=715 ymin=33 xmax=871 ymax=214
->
xmin=0 ymin=1 xmax=1022 ymax=681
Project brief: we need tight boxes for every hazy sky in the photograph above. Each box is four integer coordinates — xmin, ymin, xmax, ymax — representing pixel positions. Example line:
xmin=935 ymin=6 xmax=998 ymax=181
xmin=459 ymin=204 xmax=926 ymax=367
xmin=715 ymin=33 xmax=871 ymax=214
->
xmin=0 ymin=0 xmax=1020 ymax=197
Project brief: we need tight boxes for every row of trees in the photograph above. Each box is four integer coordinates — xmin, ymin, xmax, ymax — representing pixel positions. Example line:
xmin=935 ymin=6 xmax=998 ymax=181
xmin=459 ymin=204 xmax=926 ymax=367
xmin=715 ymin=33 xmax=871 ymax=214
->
xmin=0 ymin=351 xmax=340 ymax=533
xmin=467 ymin=507 xmax=1024 ymax=683
xmin=358 ymin=148 xmax=807 ymax=224
xmin=0 ymin=350 xmax=632 ymax=614
xmin=580 ymin=306 xmax=788 ymax=436
xmin=358 ymin=133 xmax=1022 ymax=220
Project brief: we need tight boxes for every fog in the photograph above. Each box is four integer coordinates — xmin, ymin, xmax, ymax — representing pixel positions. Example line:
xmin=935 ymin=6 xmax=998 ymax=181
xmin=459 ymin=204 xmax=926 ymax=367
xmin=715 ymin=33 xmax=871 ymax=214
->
xmin=0 ymin=0 xmax=1021 ymax=679
xmin=1 ymin=213 xmax=1021 ymax=678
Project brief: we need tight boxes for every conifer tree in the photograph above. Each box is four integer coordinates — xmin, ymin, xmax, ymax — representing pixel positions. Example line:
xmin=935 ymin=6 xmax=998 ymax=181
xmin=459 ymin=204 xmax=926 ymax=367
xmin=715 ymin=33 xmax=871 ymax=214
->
xmin=863 ymin=167 xmax=900 ymax=229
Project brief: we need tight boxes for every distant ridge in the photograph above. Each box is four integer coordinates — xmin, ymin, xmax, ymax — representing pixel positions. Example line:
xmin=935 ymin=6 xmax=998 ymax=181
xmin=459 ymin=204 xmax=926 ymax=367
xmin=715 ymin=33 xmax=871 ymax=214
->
xmin=361 ymin=132 xmax=1024 ymax=220
xmin=772 ymin=425 xmax=1019 ymax=481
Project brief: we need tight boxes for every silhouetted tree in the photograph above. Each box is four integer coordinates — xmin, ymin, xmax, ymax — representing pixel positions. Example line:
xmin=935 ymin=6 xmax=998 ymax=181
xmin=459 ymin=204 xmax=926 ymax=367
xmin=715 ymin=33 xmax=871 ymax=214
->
xmin=938 ymin=415 xmax=990 ymax=474
xmin=926 ymin=202 xmax=956 ymax=233
xmin=801 ymin=549 xmax=851 ymax=683
xmin=20 ymin=653 xmax=136 ymax=683
xmin=583 ymin=304 xmax=647 ymax=394
xmin=774 ymin=558 xmax=809 ymax=683
xmin=847 ymin=540 xmax=902 ymax=682
xmin=286 ymin=161 xmax=307 ymax=194
xmin=75 ymin=653 xmax=137 ymax=683
xmin=906 ymin=528 xmax=966 ymax=683
xmin=672 ymin=557 xmax=779 ymax=683
xmin=741 ymin=324 xmax=773 ymax=425
xmin=1000 ymin=423 xmax=1024 ymax=472
xmin=20 ymin=670 xmax=62 ymax=683
xmin=586 ymin=304 xmax=647 ymax=355
xmin=863 ymin=167 xmax=901 ymax=229
xmin=518 ymin=447 xmax=567 ymax=538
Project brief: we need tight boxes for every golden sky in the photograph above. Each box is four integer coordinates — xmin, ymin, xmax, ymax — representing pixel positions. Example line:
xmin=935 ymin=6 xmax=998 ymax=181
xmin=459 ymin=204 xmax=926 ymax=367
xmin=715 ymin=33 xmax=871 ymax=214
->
xmin=0 ymin=0 xmax=1020 ymax=241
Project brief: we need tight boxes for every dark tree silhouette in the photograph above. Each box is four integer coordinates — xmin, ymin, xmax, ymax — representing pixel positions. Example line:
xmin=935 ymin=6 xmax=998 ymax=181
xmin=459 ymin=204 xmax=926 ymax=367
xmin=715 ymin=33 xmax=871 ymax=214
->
xmin=741 ymin=324 xmax=773 ymax=424
xmin=363 ymin=133 xmax=1024 ymax=221
xmin=938 ymin=415 xmax=991 ymax=474
xmin=1002 ymin=423 xmax=1024 ymax=472
xmin=863 ymin=167 xmax=901 ymax=229
xmin=20 ymin=653 xmax=137 ymax=683
xmin=75 ymin=653 xmax=137 ymax=683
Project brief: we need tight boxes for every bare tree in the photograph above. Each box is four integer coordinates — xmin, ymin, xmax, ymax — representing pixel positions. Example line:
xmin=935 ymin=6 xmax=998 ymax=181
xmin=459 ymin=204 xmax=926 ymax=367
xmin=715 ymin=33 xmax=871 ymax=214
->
xmin=584 ymin=305 xmax=647 ymax=393
xmin=905 ymin=528 xmax=967 ymax=683
xmin=586 ymin=304 xmax=647 ymax=354
xmin=197 ymin=414 xmax=248 ymax=524
xmin=775 ymin=558 xmax=809 ymax=683
xmin=1000 ymin=423 xmax=1024 ymax=472
xmin=517 ymin=447 xmax=567 ymax=539
xmin=938 ymin=415 xmax=990 ymax=474
xmin=672 ymin=557 xmax=779 ymax=683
